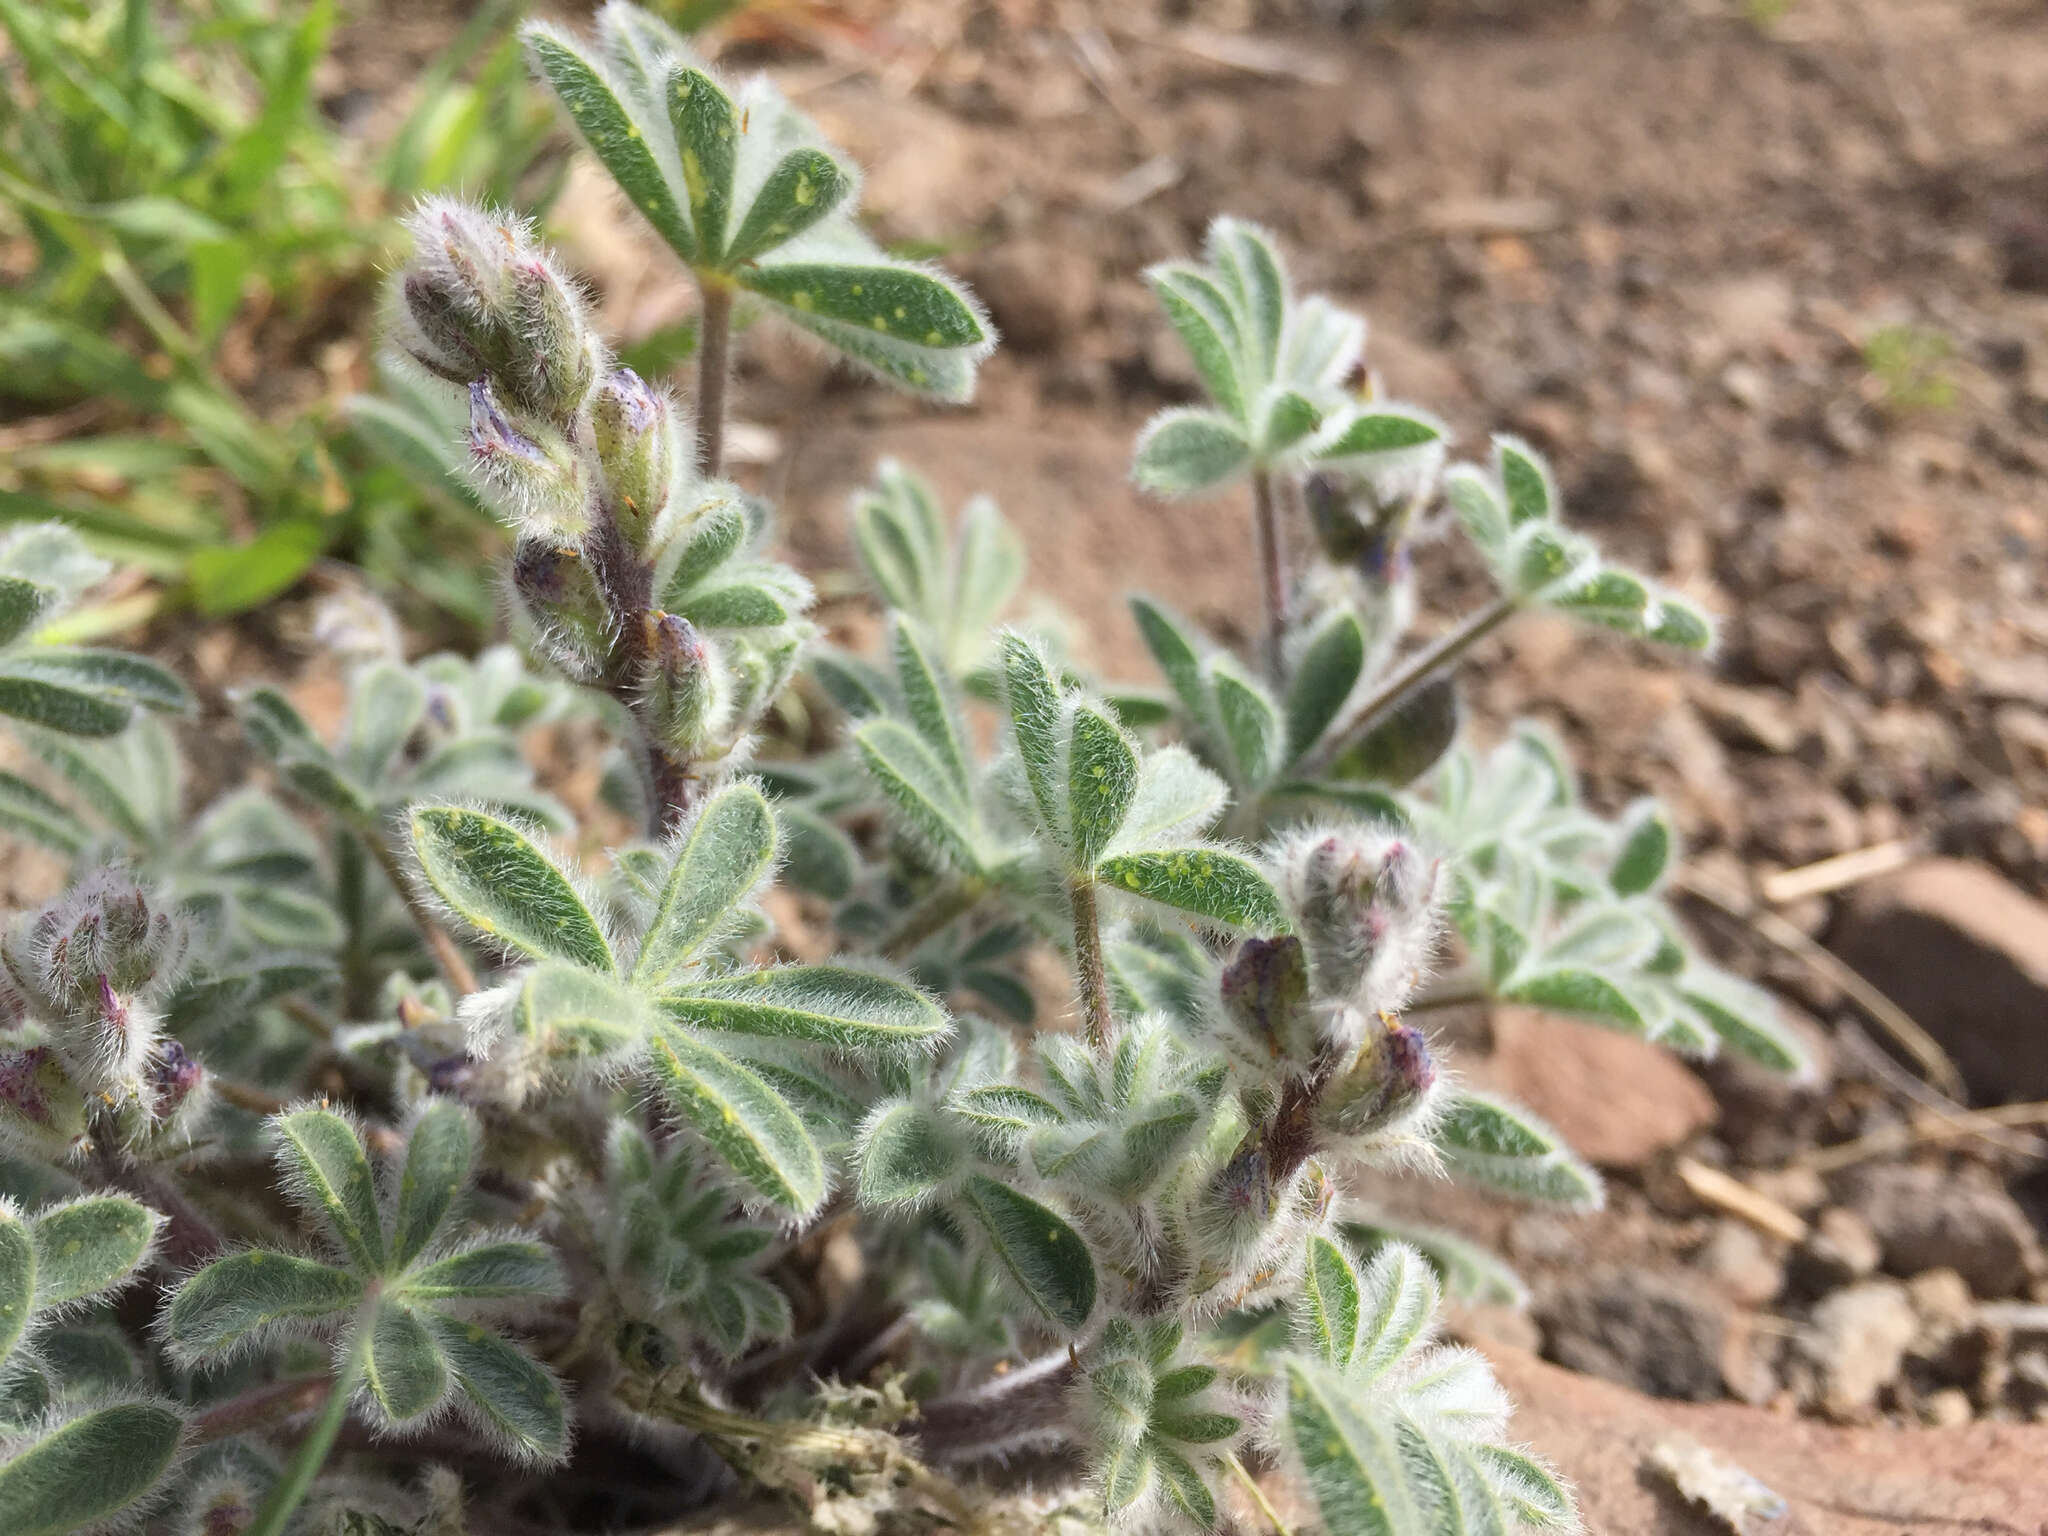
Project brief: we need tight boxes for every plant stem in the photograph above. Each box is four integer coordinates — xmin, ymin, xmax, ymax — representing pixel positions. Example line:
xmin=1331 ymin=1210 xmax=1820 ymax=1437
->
xmin=1251 ymin=468 xmax=1288 ymax=683
xmin=1068 ymin=876 xmax=1113 ymax=1050
xmin=246 ymin=1322 xmax=369 ymax=1536
xmin=1299 ymin=594 xmax=1518 ymax=777
xmin=880 ymin=878 xmax=987 ymax=962
xmin=1225 ymin=1451 xmax=1296 ymax=1536
xmin=192 ymin=1376 xmax=332 ymax=1445
xmin=695 ymin=279 xmax=734 ymax=478
xmin=364 ymin=829 xmax=478 ymax=997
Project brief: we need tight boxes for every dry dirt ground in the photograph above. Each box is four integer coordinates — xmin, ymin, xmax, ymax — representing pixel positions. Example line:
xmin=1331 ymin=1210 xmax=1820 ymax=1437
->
xmin=134 ymin=0 xmax=2048 ymax=1528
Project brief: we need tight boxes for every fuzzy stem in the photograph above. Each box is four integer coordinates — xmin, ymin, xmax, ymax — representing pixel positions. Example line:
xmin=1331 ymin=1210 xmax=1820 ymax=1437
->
xmin=192 ymin=1376 xmax=332 ymax=1445
xmin=914 ymin=1350 xmax=1080 ymax=1461
xmin=1251 ymin=468 xmax=1288 ymax=683
xmin=1226 ymin=1451 xmax=1296 ymax=1536
xmin=245 ymin=1319 xmax=370 ymax=1536
xmin=695 ymin=279 xmax=734 ymax=478
xmin=1298 ymin=593 xmax=1518 ymax=777
xmin=880 ymin=878 xmax=987 ymax=962
xmin=365 ymin=829 xmax=478 ymax=996
xmin=1068 ymin=876 xmax=1113 ymax=1050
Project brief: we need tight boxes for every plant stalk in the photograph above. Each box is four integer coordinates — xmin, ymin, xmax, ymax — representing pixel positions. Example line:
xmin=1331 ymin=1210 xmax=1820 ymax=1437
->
xmin=193 ymin=1376 xmax=333 ymax=1446
xmin=880 ymin=878 xmax=987 ymax=962
xmin=365 ymin=829 xmax=478 ymax=996
xmin=245 ymin=1320 xmax=370 ymax=1536
xmin=1068 ymin=876 xmax=1113 ymax=1050
xmin=695 ymin=279 xmax=734 ymax=478
xmin=1299 ymin=593 xmax=1518 ymax=777
xmin=1251 ymin=468 xmax=1288 ymax=683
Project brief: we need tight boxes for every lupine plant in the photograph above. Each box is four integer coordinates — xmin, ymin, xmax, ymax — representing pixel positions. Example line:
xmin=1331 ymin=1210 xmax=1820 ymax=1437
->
xmin=0 ymin=4 xmax=1811 ymax=1532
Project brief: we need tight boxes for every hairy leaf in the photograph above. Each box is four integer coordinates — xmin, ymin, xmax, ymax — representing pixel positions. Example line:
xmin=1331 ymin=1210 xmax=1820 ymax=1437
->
xmin=409 ymin=805 xmax=612 ymax=971
xmin=646 ymin=1021 xmax=825 ymax=1213
xmin=0 ymin=1207 xmax=29 ymax=1365
xmin=365 ymin=1301 xmax=448 ymax=1422
xmin=29 ymin=1197 xmax=156 ymax=1308
xmin=956 ymin=1174 xmax=1095 ymax=1332
xmin=667 ymin=67 xmax=738 ymax=262
xmin=0 ymin=771 xmax=86 ymax=856
xmin=1286 ymin=609 xmax=1365 ymax=762
xmin=275 ymin=1109 xmax=386 ymax=1273
xmin=1433 ymin=1091 xmax=1603 ymax=1209
xmin=403 ymin=1241 xmax=563 ymax=1302
xmin=662 ymin=965 xmax=949 ymax=1055
xmin=633 ymin=782 xmax=777 ymax=987
xmin=857 ymin=1101 xmax=957 ymax=1207
xmin=855 ymin=718 xmax=985 ymax=874
xmin=426 ymin=1312 xmax=569 ymax=1464
xmin=1067 ymin=703 xmax=1139 ymax=870
xmin=392 ymin=1099 xmax=478 ymax=1270
xmin=165 ymin=1252 xmax=363 ymax=1358
xmin=0 ymin=1399 xmax=183 ymax=1536
xmin=726 ymin=148 xmax=851 ymax=265
xmin=1132 ymin=408 xmax=1250 ymax=496
xmin=1098 ymin=847 xmax=1288 ymax=933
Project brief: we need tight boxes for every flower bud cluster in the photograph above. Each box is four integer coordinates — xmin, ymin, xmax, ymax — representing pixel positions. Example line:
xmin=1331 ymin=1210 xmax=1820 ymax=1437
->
xmin=0 ymin=870 xmax=207 ymax=1156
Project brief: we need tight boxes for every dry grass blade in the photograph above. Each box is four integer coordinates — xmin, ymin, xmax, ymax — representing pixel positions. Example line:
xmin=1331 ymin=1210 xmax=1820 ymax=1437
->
xmin=1673 ymin=1156 xmax=1808 ymax=1244
xmin=1798 ymin=1100 xmax=2048 ymax=1175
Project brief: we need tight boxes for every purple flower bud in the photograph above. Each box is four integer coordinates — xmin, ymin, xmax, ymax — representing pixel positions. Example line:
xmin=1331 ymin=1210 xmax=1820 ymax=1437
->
xmin=0 ymin=1045 xmax=87 ymax=1158
xmin=1317 ymin=1011 xmax=1439 ymax=1140
xmin=642 ymin=611 xmax=721 ymax=754
xmin=148 ymin=1038 xmax=205 ymax=1121
xmin=511 ymin=539 xmax=611 ymax=679
xmin=428 ymin=1053 xmax=477 ymax=1098
xmin=468 ymin=379 xmax=590 ymax=539
xmin=1274 ymin=827 xmax=1441 ymax=1013
xmin=1217 ymin=935 xmax=1316 ymax=1063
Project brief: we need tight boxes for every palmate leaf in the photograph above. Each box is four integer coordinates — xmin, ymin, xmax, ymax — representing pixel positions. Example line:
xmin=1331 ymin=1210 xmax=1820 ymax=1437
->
xmin=661 ymin=964 xmax=949 ymax=1055
xmin=1431 ymin=1091 xmax=1603 ymax=1209
xmin=401 ymin=1241 xmax=562 ymax=1303
xmin=29 ymin=1198 xmax=158 ymax=1308
xmin=725 ymin=148 xmax=851 ymax=266
xmin=646 ymin=1020 xmax=825 ymax=1213
xmin=740 ymin=257 xmax=991 ymax=403
xmin=409 ymin=805 xmax=612 ymax=971
xmin=955 ymin=1174 xmax=1095 ymax=1332
xmin=1098 ymin=847 xmax=1289 ymax=934
xmin=365 ymin=1302 xmax=447 ymax=1423
xmin=855 ymin=718 xmax=986 ymax=875
xmin=856 ymin=1100 xmax=961 ymax=1208
xmin=668 ymin=67 xmax=738 ymax=261
xmin=164 ymin=1251 xmax=364 ymax=1359
xmin=1146 ymin=264 xmax=1247 ymax=422
xmin=1131 ymin=408 xmax=1251 ymax=496
xmin=0 ymin=1398 xmax=183 ymax=1536
xmin=631 ymin=782 xmax=777 ymax=988
xmin=423 ymin=1311 xmax=569 ymax=1464
xmin=525 ymin=27 xmax=696 ymax=261
xmin=275 ymin=1109 xmax=386 ymax=1275
xmin=1067 ymin=703 xmax=1139 ymax=870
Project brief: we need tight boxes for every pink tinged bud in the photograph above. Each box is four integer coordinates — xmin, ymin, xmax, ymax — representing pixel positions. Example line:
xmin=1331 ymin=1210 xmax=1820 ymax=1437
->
xmin=1218 ymin=935 xmax=1317 ymax=1062
xmin=1317 ymin=1013 xmax=1438 ymax=1139
xmin=510 ymin=258 xmax=601 ymax=424
xmin=511 ymin=539 xmax=611 ymax=677
xmin=148 ymin=1038 xmax=204 ymax=1120
xmin=591 ymin=368 xmax=676 ymax=554
xmin=1279 ymin=828 xmax=1440 ymax=1013
xmin=467 ymin=381 xmax=590 ymax=539
xmin=0 ymin=1045 xmax=87 ymax=1157
xmin=644 ymin=612 xmax=719 ymax=753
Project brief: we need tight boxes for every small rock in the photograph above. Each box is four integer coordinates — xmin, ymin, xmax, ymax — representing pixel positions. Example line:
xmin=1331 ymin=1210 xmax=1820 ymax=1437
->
xmin=1842 ymin=1163 xmax=2041 ymax=1298
xmin=1696 ymin=1219 xmax=1785 ymax=1308
xmin=1749 ymin=1164 xmax=1827 ymax=1216
xmin=1799 ymin=1278 xmax=1919 ymax=1420
xmin=1476 ymin=1008 xmax=1716 ymax=1169
xmin=1923 ymin=1387 xmax=1975 ymax=1426
xmin=1907 ymin=1268 xmax=1976 ymax=1332
xmin=1538 ymin=1270 xmax=1728 ymax=1401
xmin=1830 ymin=859 xmax=2048 ymax=1104
xmin=1692 ymin=680 xmax=1801 ymax=755
xmin=1789 ymin=1207 xmax=1882 ymax=1298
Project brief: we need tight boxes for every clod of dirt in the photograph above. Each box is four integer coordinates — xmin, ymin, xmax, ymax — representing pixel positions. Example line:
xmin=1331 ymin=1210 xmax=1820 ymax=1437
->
xmin=1839 ymin=1163 xmax=2042 ymax=1299
xmin=1693 ymin=1219 xmax=1786 ymax=1310
xmin=1537 ymin=1269 xmax=1728 ymax=1402
xmin=1787 ymin=1207 xmax=1883 ymax=1300
xmin=1829 ymin=858 xmax=2048 ymax=1103
xmin=1794 ymin=1279 xmax=1920 ymax=1421
xmin=1645 ymin=1435 xmax=1788 ymax=1534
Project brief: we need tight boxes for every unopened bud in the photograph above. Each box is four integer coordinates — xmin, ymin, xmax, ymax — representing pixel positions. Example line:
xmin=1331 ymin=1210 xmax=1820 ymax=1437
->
xmin=467 ymin=380 xmax=589 ymax=539
xmin=1316 ymin=1010 xmax=1438 ymax=1139
xmin=592 ymin=368 xmax=678 ymax=554
xmin=722 ymin=628 xmax=806 ymax=731
xmin=642 ymin=612 xmax=722 ymax=753
xmin=510 ymin=258 xmax=603 ymax=423
xmin=1274 ymin=827 xmax=1439 ymax=1012
xmin=0 ymin=1045 xmax=88 ymax=1160
xmin=147 ymin=1037 xmax=206 ymax=1124
xmin=511 ymin=539 xmax=611 ymax=679
xmin=1194 ymin=1143 xmax=1282 ymax=1268
xmin=1217 ymin=935 xmax=1317 ymax=1065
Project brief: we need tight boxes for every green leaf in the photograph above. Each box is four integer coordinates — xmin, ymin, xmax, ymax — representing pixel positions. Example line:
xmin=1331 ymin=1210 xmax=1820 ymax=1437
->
xmin=851 ymin=462 xmax=943 ymax=613
xmin=892 ymin=618 xmax=972 ymax=798
xmin=1496 ymin=436 xmax=1554 ymax=526
xmin=855 ymin=719 xmax=985 ymax=875
xmin=1679 ymin=968 xmax=1809 ymax=1077
xmin=856 ymin=1101 xmax=957 ymax=1207
xmin=1286 ymin=609 xmax=1365 ymax=762
xmin=187 ymin=518 xmax=328 ymax=617
xmin=667 ymin=66 xmax=739 ymax=262
xmin=165 ymin=1251 xmax=364 ymax=1359
xmin=235 ymin=685 xmax=320 ymax=759
xmin=950 ymin=1084 xmax=1065 ymax=1136
xmin=1301 ymin=1233 xmax=1362 ymax=1370
xmin=1445 ymin=465 xmax=1510 ymax=556
xmin=745 ymin=263 xmax=987 ymax=350
xmin=1648 ymin=595 xmax=1714 ymax=651
xmin=1502 ymin=966 xmax=1649 ymax=1036
xmin=1316 ymin=408 xmax=1444 ymax=460
xmin=1350 ymin=1244 xmax=1439 ymax=1384
xmin=1208 ymin=656 xmax=1279 ymax=788
xmin=1285 ymin=1361 xmax=1414 ymax=1536
xmin=402 ymin=1241 xmax=562 ymax=1302
xmin=0 ymin=1205 xmax=30 ymax=1365
xmin=678 ymin=580 xmax=793 ymax=630
xmin=409 ymin=806 xmax=612 ymax=971
xmin=1066 ymin=703 xmax=1139 ymax=870
xmin=0 ymin=771 xmax=86 ymax=856
xmin=662 ymin=965 xmax=949 ymax=1055
xmin=1608 ymin=800 xmax=1673 ymax=896
xmin=950 ymin=494 xmax=1026 ymax=645
xmin=1000 ymin=631 xmax=1064 ymax=835
xmin=342 ymin=663 xmax=427 ymax=783
xmin=646 ymin=1021 xmax=825 ymax=1213
xmin=778 ymin=807 xmax=858 ymax=901
xmin=0 ymin=1399 xmax=183 ymax=1536
xmin=725 ymin=148 xmax=852 ymax=265
xmin=633 ymin=782 xmax=777 ymax=987
xmin=275 ymin=1109 xmax=386 ymax=1274
xmin=1433 ymin=1091 xmax=1603 ymax=1209
xmin=1330 ymin=672 xmax=1459 ymax=788
xmin=1261 ymin=388 xmax=1324 ymax=456
xmin=1154 ymin=1407 xmax=1239 ymax=1446
xmin=279 ymin=757 xmax=378 ymax=823
xmin=656 ymin=497 xmax=749 ymax=607
xmin=1132 ymin=408 xmax=1250 ymax=496
xmin=1111 ymin=747 xmax=1228 ymax=851
xmin=0 ymin=671 xmax=124 ymax=737
xmin=1209 ymin=216 xmax=1286 ymax=378
xmin=956 ymin=1174 xmax=1095 ymax=1332
xmin=1152 ymin=1442 xmax=1220 ymax=1528
xmin=425 ymin=1312 xmax=569 ymax=1464
xmin=391 ymin=1099 xmax=477 ymax=1270
xmin=1146 ymin=265 xmax=1245 ymax=421
xmin=0 ymin=576 xmax=52 ymax=649
xmin=1550 ymin=566 xmax=1649 ymax=633
xmin=1130 ymin=597 xmax=1212 ymax=729
xmin=1098 ymin=848 xmax=1288 ymax=933
xmin=365 ymin=1302 xmax=448 ymax=1422
xmin=516 ymin=963 xmax=649 ymax=1067
xmin=526 ymin=28 xmax=695 ymax=261
xmin=1340 ymin=1219 xmax=1529 ymax=1310
xmin=1100 ymin=1437 xmax=1154 ymax=1515
xmin=29 ymin=1198 xmax=156 ymax=1307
